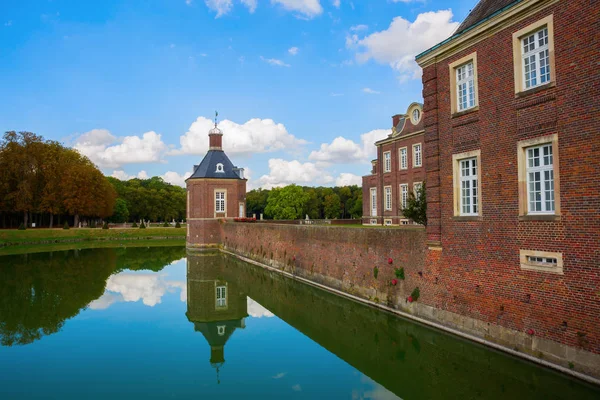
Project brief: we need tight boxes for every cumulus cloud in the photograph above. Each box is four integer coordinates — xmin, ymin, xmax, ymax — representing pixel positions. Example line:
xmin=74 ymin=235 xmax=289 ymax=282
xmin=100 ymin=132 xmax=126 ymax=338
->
xmin=261 ymin=56 xmax=291 ymax=67
xmin=257 ymin=159 xmax=334 ymax=189
xmin=241 ymin=0 xmax=258 ymax=12
xmin=88 ymin=292 xmax=123 ymax=310
xmin=308 ymin=129 xmax=390 ymax=164
xmin=161 ymin=171 xmax=192 ymax=187
xmin=247 ymin=297 xmax=275 ymax=318
xmin=110 ymin=170 xmax=150 ymax=181
xmin=175 ymin=116 xmax=306 ymax=156
xmin=272 ymin=0 xmax=323 ymax=18
xmin=205 ymin=0 xmax=234 ymax=17
xmin=332 ymin=0 xmax=340 ymax=8
xmin=362 ymin=87 xmax=380 ymax=94
xmin=335 ymin=173 xmax=361 ymax=186
xmin=74 ymin=129 xmax=167 ymax=169
xmin=288 ymin=46 xmax=299 ymax=55
xmin=350 ymin=24 xmax=368 ymax=31
xmin=347 ymin=10 xmax=459 ymax=80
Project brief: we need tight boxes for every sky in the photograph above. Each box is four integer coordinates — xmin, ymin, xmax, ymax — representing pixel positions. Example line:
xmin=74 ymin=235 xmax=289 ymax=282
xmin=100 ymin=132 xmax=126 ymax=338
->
xmin=0 ymin=0 xmax=478 ymax=189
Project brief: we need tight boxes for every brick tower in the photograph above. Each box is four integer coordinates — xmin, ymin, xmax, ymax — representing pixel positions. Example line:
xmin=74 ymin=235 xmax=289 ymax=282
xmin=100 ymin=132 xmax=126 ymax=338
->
xmin=186 ymin=115 xmax=247 ymax=248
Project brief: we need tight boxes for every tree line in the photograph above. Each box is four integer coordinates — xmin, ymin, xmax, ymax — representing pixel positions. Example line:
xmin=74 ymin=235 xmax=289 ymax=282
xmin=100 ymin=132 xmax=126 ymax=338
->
xmin=0 ymin=131 xmax=116 ymax=228
xmin=246 ymin=184 xmax=363 ymax=220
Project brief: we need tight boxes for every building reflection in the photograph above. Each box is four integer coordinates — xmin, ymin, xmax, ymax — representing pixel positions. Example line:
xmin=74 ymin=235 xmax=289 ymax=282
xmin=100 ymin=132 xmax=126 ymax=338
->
xmin=186 ymin=251 xmax=248 ymax=383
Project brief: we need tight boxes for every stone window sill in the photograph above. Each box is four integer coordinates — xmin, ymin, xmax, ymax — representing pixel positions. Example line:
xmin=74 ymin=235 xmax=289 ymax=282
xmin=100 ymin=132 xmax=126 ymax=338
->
xmin=515 ymin=81 xmax=555 ymax=98
xmin=451 ymin=106 xmax=479 ymax=119
xmin=452 ymin=216 xmax=482 ymax=222
xmin=518 ymin=214 xmax=561 ymax=222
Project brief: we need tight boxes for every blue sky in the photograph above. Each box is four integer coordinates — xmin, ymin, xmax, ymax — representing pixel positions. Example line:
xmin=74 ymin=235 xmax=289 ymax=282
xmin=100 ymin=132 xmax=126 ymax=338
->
xmin=0 ymin=0 xmax=478 ymax=189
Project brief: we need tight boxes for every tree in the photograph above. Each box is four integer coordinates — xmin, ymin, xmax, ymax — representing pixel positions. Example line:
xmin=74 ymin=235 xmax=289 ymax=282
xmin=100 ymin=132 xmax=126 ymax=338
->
xmin=265 ymin=185 xmax=309 ymax=220
xmin=323 ymin=193 xmax=342 ymax=219
xmin=110 ymin=198 xmax=130 ymax=223
xmin=402 ymin=183 xmax=427 ymax=225
xmin=246 ymin=188 xmax=270 ymax=217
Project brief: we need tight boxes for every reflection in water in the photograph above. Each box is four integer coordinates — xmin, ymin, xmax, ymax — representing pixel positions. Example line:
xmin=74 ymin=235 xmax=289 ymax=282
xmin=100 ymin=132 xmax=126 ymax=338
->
xmin=0 ymin=246 xmax=186 ymax=346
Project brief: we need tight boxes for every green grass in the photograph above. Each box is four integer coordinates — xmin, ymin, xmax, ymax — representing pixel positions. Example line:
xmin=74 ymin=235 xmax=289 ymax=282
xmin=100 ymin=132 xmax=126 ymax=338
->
xmin=0 ymin=227 xmax=186 ymax=247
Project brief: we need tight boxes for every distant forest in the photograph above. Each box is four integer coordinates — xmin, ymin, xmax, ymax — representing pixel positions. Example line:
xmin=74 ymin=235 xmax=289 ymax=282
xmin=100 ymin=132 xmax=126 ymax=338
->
xmin=0 ymin=131 xmax=362 ymax=228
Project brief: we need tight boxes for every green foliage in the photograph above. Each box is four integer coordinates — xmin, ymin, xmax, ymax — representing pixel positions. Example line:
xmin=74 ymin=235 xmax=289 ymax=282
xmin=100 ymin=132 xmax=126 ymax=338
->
xmin=17 ymin=223 xmax=25 ymax=231
xmin=109 ymin=198 xmax=130 ymax=223
xmin=102 ymin=222 xmax=109 ymax=230
xmin=323 ymin=193 xmax=342 ymax=219
xmin=139 ymin=221 xmax=146 ymax=229
xmin=373 ymin=266 xmax=379 ymax=279
xmin=246 ymin=188 xmax=270 ymax=218
xmin=63 ymin=222 xmax=69 ymax=230
xmin=402 ymin=183 xmax=427 ymax=226
xmin=394 ymin=267 xmax=405 ymax=280
xmin=175 ymin=221 xmax=181 ymax=228
xmin=89 ymin=220 xmax=97 ymax=229
xmin=131 ymin=222 xmax=138 ymax=228
xmin=265 ymin=185 xmax=309 ymax=220
xmin=163 ymin=222 xmax=170 ymax=227
xmin=411 ymin=287 xmax=420 ymax=302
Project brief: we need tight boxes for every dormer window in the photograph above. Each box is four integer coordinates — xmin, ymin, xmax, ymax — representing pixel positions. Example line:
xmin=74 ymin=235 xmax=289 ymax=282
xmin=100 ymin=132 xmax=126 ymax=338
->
xmin=411 ymin=109 xmax=421 ymax=124
xmin=215 ymin=163 xmax=224 ymax=173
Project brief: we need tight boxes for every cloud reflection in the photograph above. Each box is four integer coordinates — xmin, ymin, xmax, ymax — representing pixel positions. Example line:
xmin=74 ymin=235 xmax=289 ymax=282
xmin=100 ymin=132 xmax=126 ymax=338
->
xmin=247 ymin=297 xmax=275 ymax=318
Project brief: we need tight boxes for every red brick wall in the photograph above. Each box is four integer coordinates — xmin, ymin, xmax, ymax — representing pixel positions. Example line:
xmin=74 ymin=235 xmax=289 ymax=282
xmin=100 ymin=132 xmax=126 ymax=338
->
xmin=422 ymin=0 xmax=600 ymax=355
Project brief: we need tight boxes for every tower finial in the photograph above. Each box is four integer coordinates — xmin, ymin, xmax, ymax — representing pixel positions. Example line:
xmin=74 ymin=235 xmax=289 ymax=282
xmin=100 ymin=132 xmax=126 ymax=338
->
xmin=214 ymin=110 xmax=219 ymax=128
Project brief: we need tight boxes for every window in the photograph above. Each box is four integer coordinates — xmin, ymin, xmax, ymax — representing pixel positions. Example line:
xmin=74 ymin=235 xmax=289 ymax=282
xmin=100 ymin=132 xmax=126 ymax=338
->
xmin=384 ymin=186 xmax=392 ymax=211
xmin=517 ymin=134 xmax=559 ymax=217
xmin=413 ymin=144 xmax=422 ymax=167
xmin=215 ymin=191 xmax=226 ymax=213
xmin=456 ymin=62 xmax=476 ymax=111
xmin=383 ymin=151 xmax=391 ymax=173
xmin=400 ymin=184 xmax=408 ymax=209
xmin=216 ymin=163 xmax=224 ymax=173
xmin=370 ymin=219 xmax=377 ymax=225
xmin=512 ymin=15 xmax=555 ymax=94
xmin=370 ymin=188 xmax=377 ymax=217
xmin=217 ymin=325 xmax=226 ymax=336
xmin=411 ymin=108 xmax=420 ymax=124
xmin=452 ymin=150 xmax=481 ymax=217
xmin=520 ymin=249 xmax=563 ymax=274
xmin=526 ymin=144 xmax=554 ymax=213
xmin=413 ymin=182 xmax=422 ymax=198
xmin=216 ymin=286 xmax=227 ymax=308
xmin=449 ymin=52 xmax=479 ymax=114
xmin=460 ymin=158 xmax=478 ymax=215
xmin=399 ymin=147 xmax=408 ymax=170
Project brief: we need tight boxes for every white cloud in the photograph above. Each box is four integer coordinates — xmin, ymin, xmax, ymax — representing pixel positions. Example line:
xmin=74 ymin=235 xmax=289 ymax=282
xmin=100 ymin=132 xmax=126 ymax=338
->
xmin=350 ymin=24 xmax=368 ymax=32
xmin=241 ymin=0 xmax=258 ymax=12
xmin=74 ymin=129 xmax=167 ymax=169
xmin=247 ymin=297 xmax=275 ymax=318
xmin=362 ymin=87 xmax=380 ymax=94
xmin=205 ymin=0 xmax=234 ymax=17
xmin=257 ymin=159 xmax=333 ymax=189
xmin=335 ymin=173 xmax=361 ymax=186
xmin=110 ymin=170 xmax=150 ymax=181
xmin=347 ymin=10 xmax=459 ymax=80
xmin=288 ymin=46 xmax=299 ymax=55
xmin=186 ymin=0 xmax=193 ymax=5
xmin=261 ymin=56 xmax=291 ymax=67
xmin=93 ymin=273 xmax=186 ymax=308
xmin=88 ymin=292 xmax=123 ymax=310
xmin=308 ymin=129 xmax=390 ymax=164
xmin=161 ymin=171 xmax=192 ymax=187
xmin=175 ymin=116 xmax=306 ymax=156
xmin=272 ymin=0 xmax=323 ymax=18
xmin=332 ymin=0 xmax=340 ymax=8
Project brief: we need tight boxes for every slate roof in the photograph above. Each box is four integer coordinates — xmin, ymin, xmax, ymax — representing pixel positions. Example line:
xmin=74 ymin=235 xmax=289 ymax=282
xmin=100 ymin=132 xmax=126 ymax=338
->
xmin=456 ymin=0 xmax=519 ymax=34
xmin=188 ymin=150 xmax=244 ymax=180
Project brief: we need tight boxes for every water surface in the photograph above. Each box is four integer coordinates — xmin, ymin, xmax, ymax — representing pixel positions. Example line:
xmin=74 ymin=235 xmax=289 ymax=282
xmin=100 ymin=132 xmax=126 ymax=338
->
xmin=0 ymin=246 xmax=598 ymax=399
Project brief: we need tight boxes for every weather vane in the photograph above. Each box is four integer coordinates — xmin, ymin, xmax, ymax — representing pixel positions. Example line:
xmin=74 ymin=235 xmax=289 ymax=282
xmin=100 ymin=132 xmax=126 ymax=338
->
xmin=214 ymin=110 xmax=219 ymax=128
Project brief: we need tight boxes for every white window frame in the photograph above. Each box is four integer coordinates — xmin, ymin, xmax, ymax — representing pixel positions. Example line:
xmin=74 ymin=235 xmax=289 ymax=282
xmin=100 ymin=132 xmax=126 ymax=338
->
xmin=459 ymin=157 xmax=479 ymax=216
xmin=521 ymin=27 xmax=551 ymax=90
xmin=456 ymin=62 xmax=476 ymax=112
xmin=383 ymin=151 xmax=391 ymax=173
xmin=400 ymin=184 xmax=408 ymax=210
xmin=215 ymin=163 xmax=224 ymax=173
xmin=411 ymin=109 xmax=420 ymax=124
xmin=399 ymin=147 xmax=408 ymax=170
xmin=370 ymin=188 xmax=377 ymax=217
xmin=526 ymin=143 xmax=555 ymax=214
xmin=413 ymin=143 xmax=422 ymax=168
xmin=384 ymin=186 xmax=392 ymax=211
xmin=215 ymin=191 xmax=226 ymax=213
xmin=216 ymin=285 xmax=227 ymax=308
xmin=217 ymin=325 xmax=226 ymax=336
xmin=384 ymin=219 xmax=392 ymax=226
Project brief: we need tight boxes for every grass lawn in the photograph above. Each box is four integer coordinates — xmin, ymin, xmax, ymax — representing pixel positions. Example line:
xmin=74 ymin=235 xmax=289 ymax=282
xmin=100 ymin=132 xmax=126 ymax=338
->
xmin=0 ymin=239 xmax=185 ymax=256
xmin=0 ymin=227 xmax=186 ymax=247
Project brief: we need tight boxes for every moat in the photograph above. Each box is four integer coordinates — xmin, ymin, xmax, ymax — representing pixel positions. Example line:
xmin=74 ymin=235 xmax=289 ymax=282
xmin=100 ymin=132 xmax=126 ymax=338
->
xmin=0 ymin=246 xmax=598 ymax=399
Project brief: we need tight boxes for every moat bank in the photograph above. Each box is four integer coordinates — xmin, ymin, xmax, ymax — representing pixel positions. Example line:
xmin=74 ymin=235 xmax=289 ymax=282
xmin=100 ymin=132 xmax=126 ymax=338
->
xmin=186 ymin=221 xmax=600 ymax=383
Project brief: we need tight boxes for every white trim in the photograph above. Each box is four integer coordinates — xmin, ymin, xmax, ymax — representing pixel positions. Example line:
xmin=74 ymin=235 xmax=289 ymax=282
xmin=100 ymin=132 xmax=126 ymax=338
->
xmin=413 ymin=143 xmax=422 ymax=168
xmin=400 ymin=183 xmax=409 ymax=210
xmin=399 ymin=147 xmax=408 ymax=170
xmin=383 ymin=151 xmax=391 ymax=173
xmin=384 ymin=186 xmax=392 ymax=211
xmin=370 ymin=187 xmax=377 ymax=217
xmin=459 ymin=157 xmax=479 ymax=216
xmin=526 ymin=143 xmax=555 ymax=214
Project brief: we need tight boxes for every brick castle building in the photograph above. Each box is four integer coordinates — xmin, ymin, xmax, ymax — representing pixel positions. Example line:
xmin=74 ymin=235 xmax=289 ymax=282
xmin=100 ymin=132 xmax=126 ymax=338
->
xmin=413 ymin=0 xmax=599 ymax=368
xmin=362 ymin=103 xmax=425 ymax=225
xmin=186 ymin=120 xmax=247 ymax=248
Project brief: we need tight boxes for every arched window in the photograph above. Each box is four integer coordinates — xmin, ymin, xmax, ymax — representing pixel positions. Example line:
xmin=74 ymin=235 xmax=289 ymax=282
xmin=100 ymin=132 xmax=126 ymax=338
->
xmin=216 ymin=163 xmax=224 ymax=173
xmin=411 ymin=108 xmax=421 ymax=124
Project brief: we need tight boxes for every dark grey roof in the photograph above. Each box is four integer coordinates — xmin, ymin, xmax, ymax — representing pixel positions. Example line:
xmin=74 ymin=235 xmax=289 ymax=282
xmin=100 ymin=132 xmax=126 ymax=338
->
xmin=188 ymin=150 xmax=244 ymax=180
xmin=456 ymin=0 xmax=519 ymax=34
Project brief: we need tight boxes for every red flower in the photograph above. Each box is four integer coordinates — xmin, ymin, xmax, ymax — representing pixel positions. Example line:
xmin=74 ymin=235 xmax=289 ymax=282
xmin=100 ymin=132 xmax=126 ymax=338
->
xmin=527 ymin=328 xmax=535 ymax=336
xmin=388 ymin=258 xmax=393 ymax=265
xmin=292 ymin=256 xmax=296 ymax=261
xmin=392 ymin=279 xmax=398 ymax=286
xmin=408 ymin=296 xmax=413 ymax=303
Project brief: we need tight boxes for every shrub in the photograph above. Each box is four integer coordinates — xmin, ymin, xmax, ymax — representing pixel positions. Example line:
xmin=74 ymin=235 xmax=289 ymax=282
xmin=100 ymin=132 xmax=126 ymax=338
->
xmin=163 ymin=222 xmax=170 ymax=227
xmin=63 ymin=222 xmax=70 ymax=230
xmin=394 ymin=267 xmax=405 ymax=280
xmin=402 ymin=183 xmax=427 ymax=226
xmin=132 ymin=222 xmax=138 ymax=228
xmin=175 ymin=221 xmax=181 ymax=228
xmin=373 ymin=266 xmax=379 ymax=279
xmin=411 ymin=287 xmax=420 ymax=302
xmin=18 ymin=223 xmax=26 ymax=230
xmin=140 ymin=221 xmax=146 ymax=229
xmin=102 ymin=222 xmax=109 ymax=230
